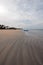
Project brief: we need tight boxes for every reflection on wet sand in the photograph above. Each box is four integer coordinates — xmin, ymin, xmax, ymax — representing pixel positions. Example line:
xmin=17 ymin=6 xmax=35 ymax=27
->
xmin=0 ymin=30 xmax=43 ymax=65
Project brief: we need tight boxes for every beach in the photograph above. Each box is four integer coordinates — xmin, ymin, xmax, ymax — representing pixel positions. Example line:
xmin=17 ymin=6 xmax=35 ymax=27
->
xmin=0 ymin=30 xmax=43 ymax=65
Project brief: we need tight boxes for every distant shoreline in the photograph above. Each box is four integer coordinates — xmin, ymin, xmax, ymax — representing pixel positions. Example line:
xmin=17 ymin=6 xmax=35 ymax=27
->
xmin=0 ymin=24 xmax=22 ymax=30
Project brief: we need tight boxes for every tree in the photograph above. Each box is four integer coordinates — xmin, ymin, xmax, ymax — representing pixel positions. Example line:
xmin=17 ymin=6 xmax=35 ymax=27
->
xmin=0 ymin=25 xmax=5 ymax=29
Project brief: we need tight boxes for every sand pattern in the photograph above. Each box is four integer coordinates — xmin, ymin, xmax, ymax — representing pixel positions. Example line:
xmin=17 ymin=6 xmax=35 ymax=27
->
xmin=0 ymin=30 xmax=43 ymax=65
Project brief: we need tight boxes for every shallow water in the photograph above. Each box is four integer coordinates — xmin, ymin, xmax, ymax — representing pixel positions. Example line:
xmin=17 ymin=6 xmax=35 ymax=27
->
xmin=24 ymin=30 xmax=43 ymax=39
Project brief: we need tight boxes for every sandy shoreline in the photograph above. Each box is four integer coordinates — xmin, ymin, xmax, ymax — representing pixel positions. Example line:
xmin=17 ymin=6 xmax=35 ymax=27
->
xmin=0 ymin=30 xmax=43 ymax=65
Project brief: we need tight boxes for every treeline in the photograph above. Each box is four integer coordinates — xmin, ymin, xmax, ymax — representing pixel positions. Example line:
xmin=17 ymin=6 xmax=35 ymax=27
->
xmin=0 ymin=24 xmax=22 ymax=30
xmin=0 ymin=24 xmax=16 ymax=30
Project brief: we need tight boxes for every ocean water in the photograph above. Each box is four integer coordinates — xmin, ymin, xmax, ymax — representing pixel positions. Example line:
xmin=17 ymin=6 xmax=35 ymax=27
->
xmin=25 ymin=29 xmax=43 ymax=38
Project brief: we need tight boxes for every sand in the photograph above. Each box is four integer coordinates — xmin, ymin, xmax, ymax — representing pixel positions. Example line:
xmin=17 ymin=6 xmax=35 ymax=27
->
xmin=0 ymin=30 xmax=43 ymax=65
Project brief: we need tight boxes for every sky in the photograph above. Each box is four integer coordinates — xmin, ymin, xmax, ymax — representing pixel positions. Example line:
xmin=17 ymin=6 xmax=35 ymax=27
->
xmin=0 ymin=0 xmax=43 ymax=29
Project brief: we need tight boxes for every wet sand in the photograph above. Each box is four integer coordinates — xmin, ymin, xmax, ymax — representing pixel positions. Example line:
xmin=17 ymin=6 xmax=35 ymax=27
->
xmin=0 ymin=30 xmax=43 ymax=65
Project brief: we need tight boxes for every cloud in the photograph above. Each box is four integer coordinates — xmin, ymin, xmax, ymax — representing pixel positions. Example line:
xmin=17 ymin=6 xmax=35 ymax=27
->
xmin=0 ymin=0 xmax=43 ymax=29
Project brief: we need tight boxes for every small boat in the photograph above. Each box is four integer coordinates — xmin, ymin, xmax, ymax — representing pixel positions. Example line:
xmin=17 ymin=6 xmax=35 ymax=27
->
xmin=24 ymin=30 xmax=28 ymax=32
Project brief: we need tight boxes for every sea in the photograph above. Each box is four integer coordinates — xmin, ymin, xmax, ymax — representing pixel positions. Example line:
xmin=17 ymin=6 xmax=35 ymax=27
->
xmin=24 ymin=29 xmax=43 ymax=38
